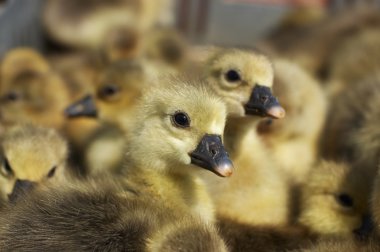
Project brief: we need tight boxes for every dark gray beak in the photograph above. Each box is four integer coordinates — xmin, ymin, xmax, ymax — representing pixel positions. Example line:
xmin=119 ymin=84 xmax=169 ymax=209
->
xmin=8 ymin=179 xmax=36 ymax=203
xmin=64 ymin=95 xmax=98 ymax=118
xmin=189 ymin=134 xmax=233 ymax=177
xmin=245 ymin=85 xmax=285 ymax=119
xmin=353 ymin=214 xmax=374 ymax=239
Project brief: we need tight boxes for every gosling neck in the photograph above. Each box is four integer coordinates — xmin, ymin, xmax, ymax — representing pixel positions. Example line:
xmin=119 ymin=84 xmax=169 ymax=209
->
xmin=123 ymin=141 xmax=199 ymax=178
xmin=224 ymin=116 xmax=261 ymax=158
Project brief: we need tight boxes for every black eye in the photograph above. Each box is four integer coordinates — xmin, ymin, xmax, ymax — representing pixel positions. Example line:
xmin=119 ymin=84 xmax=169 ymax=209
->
xmin=47 ymin=166 xmax=57 ymax=178
xmin=3 ymin=92 xmax=20 ymax=102
xmin=225 ymin=70 xmax=241 ymax=83
xmin=0 ymin=158 xmax=13 ymax=177
xmin=99 ymin=84 xmax=119 ymax=98
xmin=336 ymin=193 xmax=354 ymax=208
xmin=171 ymin=111 xmax=191 ymax=128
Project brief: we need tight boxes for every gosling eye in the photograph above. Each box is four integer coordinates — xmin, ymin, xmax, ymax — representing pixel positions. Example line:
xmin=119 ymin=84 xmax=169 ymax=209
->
xmin=171 ymin=111 xmax=191 ymax=128
xmin=98 ymin=84 xmax=120 ymax=98
xmin=224 ymin=70 xmax=241 ymax=83
xmin=0 ymin=158 xmax=14 ymax=178
xmin=336 ymin=193 xmax=354 ymax=208
xmin=2 ymin=91 xmax=21 ymax=102
xmin=47 ymin=166 xmax=57 ymax=178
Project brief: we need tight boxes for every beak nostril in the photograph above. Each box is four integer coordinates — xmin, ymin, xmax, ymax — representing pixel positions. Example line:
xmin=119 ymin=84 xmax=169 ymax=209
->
xmin=208 ymin=142 xmax=218 ymax=157
xmin=260 ymin=96 xmax=268 ymax=103
xmin=73 ymin=104 xmax=84 ymax=113
xmin=211 ymin=149 xmax=217 ymax=157
xmin=65 ymin=95 xmax=98 ymax=118
xmin=190 ymin=134 xmax=233 ymax=177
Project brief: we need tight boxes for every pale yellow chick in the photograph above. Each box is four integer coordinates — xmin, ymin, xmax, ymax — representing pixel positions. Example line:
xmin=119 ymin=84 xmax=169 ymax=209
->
xmin=200 ymin=48 xmax=290 ymax=225
xmin=299 ymin=160 xmax=370 ymax=236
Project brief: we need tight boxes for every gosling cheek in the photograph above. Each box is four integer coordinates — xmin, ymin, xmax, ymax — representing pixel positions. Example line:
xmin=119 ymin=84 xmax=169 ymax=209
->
xmin=2 ymin=182 xmax=15 ymax=199
xmin=183 ymin=155 xmax=192 ymax=165
xmin=226 ymin=101 xmax=245 ymax=117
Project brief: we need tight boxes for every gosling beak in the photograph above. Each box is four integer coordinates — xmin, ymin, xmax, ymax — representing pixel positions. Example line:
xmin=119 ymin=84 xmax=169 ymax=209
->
xmin=353 ymin=214 xmax=374 ymax=239
xmin=189 ymin=134 xmax=233 ymax=177
xmin=245 ymin=85 xmax=285 ymax=119
xmin=8 ymin=179 xmax=36 ymax=203
xmin=64 ymin=95 xmax=98 ymax=118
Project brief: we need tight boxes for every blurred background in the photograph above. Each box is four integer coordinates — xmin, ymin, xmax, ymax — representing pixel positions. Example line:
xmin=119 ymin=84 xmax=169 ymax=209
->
xmin=1 ymin=0 xmax=379 ymax=58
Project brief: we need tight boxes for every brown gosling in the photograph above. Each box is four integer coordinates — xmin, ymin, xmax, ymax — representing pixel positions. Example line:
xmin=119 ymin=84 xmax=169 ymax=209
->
xmin=371 ymin=163 xmax=380 ymax=235
xmin=326 ymin=28 xmax=380 ymax=97
xmin=0 ymin=178 xmax=228 ymax=251
xmin=260 ymin=6 xmax=380 ymax=78
xmin=218 ymin=215 xmax=315 ymax=252
xmin=322 ymin=73 xmax=380 ymax=170
xmin=293 ymin=237 xmax=380 ymax=252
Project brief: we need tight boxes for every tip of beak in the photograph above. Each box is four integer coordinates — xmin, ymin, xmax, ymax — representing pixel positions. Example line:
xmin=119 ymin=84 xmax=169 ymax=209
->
xmin=267 ymin=106 xmax=286 ymax=119
xmin=215 ymin=160 xmax=234 ymax=177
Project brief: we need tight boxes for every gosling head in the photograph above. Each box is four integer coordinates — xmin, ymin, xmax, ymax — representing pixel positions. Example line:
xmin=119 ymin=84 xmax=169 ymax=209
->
xmin=0 ymin=48 xmax=50 ymax=87
xmin=0 ymin=53 xmax=70 ymax=129
xmin=64 ymin=60 xmax=147 ymax=131
xmin=205 ymin=48 xmax=285 ymax=119
xmin=127 ymin=75 xmax=233 ymax=177
xmin=43 ymin=0 xmax=142 ymax=49
xmin=299 ymin=160 xmax=370 ymax=236
xmin=257 ymin=59 xmax=326 ymax=141
xmin=143 ymin=27 xmax=188 ymax=68
xmin=0 ymin=125 xmax=68 ymax=203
